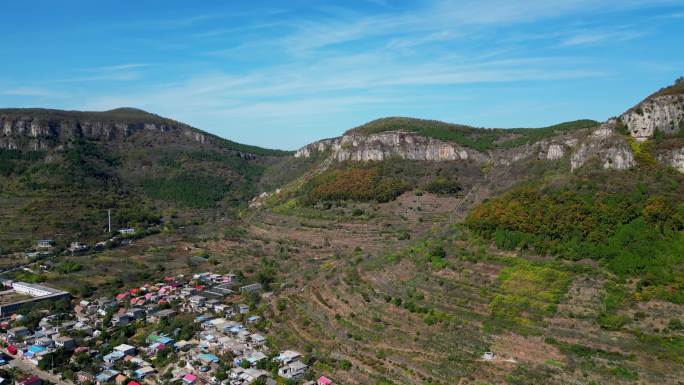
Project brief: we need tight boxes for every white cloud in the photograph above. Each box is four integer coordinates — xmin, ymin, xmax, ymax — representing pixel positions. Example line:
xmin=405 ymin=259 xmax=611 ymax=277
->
xmin=1 ymin=87 xmax=55 ymax=97
xmin=560 ymin=29 xmax=645 ymax=46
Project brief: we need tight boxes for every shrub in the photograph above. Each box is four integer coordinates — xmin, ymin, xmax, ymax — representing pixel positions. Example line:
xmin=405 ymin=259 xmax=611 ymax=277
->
xmin=306 ymin=167 xmax=408 ymax=203
xmin=425 ymin=178 xmax=461 ymax=195
xmin=57 ymin=261 xmax=83 ymax=274
xmin=597 ymin=313 xmax=630 ymax=331
xmin=467 ymin=186 xmax=684 ymax=287
xmin=669 ymin=318 xmax=683 ymax=330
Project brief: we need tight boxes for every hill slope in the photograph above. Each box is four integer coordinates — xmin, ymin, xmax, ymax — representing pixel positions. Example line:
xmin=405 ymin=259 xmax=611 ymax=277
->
xmin=0 ymin=107 xmax=291 ymax=253
xmin=5 ymin=80 xmax=684 ymax=385
xmin=235 ymin=79 xmax=684 ymax=384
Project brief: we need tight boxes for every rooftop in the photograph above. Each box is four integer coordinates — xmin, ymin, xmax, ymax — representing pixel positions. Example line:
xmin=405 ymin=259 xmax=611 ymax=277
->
xmin=0 ymin=290 xmax=32 ymax=306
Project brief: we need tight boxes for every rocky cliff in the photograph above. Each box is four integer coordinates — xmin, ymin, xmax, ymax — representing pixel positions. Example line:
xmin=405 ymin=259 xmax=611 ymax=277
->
xmin=295 ymin=131 xmax=486 ymax=162
xmin=621 ymin=94 xmax=684 ymax=141
xmin=620 ymin=83 xmax=684 ymax=141
xmin=0 ymin=108 xmax=208 ymax=151
xmin=295 ymin=122 xmax=635 ymax=173
xmin=294 ymin=82 xmax=684 ymax=174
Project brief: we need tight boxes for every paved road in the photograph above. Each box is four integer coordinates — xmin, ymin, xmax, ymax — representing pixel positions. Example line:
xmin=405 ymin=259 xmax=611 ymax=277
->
xmin=7 ymin=356 xmax=75 ymax=385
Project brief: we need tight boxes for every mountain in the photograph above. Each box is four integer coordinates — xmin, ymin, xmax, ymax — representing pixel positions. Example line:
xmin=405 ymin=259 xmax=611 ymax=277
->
xmin=3 ymin=81 xmax=684 ymax=385
xmin=0 ymin=107 xmax=291 ymax=253
xmin=238 ymin=80 xmax=684 ymax=385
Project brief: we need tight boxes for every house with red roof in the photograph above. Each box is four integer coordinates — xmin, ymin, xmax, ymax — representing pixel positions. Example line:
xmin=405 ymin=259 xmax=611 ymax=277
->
xmin=182 ymin=373 xmax=197 ymax=384
xmin=18 ymin=376 xmax=41 ymax=385
xmin=317 ymin=376 xmax=335 ymax=385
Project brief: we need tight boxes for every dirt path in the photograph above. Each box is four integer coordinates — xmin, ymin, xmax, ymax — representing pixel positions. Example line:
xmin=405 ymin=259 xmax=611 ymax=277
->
xmin=7 ymin=355 xmax=76 ymax=385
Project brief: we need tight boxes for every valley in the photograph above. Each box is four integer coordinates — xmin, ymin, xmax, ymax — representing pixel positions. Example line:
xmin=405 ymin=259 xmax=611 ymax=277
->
xmin=1 ymin=80 xmax=684 ymax=385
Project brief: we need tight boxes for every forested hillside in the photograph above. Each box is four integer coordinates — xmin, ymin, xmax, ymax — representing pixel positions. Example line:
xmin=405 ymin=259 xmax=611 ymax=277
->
xmin=0 ymin=108 xmax=292 ymax=253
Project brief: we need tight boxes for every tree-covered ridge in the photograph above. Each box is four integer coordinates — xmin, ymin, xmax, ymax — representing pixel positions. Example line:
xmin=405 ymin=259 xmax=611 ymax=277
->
xmin=466 ymin=175 xmax=684 ymax=302
xmin=650 ymin=77 xmax=684 ymax=97
xmin=347 ymin=117 xmax=599 ymax=151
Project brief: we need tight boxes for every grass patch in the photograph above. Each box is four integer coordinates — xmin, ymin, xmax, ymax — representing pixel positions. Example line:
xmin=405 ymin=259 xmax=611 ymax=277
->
xmin=490 ymin=261 xmax=570 ymax=330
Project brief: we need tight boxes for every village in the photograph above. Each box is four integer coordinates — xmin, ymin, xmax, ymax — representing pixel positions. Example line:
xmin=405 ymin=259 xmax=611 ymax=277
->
xmin=0 ymin=271 xmax=336 ymax=385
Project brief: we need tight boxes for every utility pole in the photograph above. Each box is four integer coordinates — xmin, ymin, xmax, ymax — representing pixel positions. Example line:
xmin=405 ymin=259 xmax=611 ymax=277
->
xmin=108 ymin=209 xmax=112 ymax=233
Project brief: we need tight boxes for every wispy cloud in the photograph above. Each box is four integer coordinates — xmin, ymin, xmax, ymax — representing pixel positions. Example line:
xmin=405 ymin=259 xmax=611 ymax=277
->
xmin=3 ymin=0 xmax=683 ymax=148
xmin=53 ymin=63 xmax=152 ymax=83
xmin=1 ymin=87 xmax=55 ymax=97
xmin=83 ymin=63 xmax=152 ymax=72
xmin=560 ymin=29 xmax=645 ymax=46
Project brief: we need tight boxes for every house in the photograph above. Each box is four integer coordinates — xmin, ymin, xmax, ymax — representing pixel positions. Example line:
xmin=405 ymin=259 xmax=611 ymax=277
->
xmin=318 ymin=376 xmax=335 ymax=385
xmin=149 ymin=309 xmax=175 ymax=323
xmin=134 ymin=366 xmax=156 ymax=379
xmin=231 ymin=368 xmax=267 ymax=384
xmin=237 ymin=329 xmax=250 ymax=342
xmin=250 ymin=333 xmax=267 ymax=346
xmin=245 ymin=352 xmax=267 ymax=366
xmin=19 ymin=376 xmax=41 ymax=385
xmin=103 ymin=350 xmax=125 ymax=364
xmin=275 ymin=350 xmax=302 ymax=365
xmin=114 ymin=344 xmax=136 ymax=355
xmin=69 ymin=242 xmax=88 ymax=253
xmin=111 ymin=314 xmax=132 ymax=327
xmin=118 ymin=228 xmax=135 ymax=235
xmin=55 ymin=336 xmax=76 ymax=350
xmin=36 ymin=240 xmax=53 ymax=249
xmin=147 ymin=333 xmax=174 ymax=345
xmin=237 ymin=304 xmax=249 ymax=314
xmin=126 ymin=308 xmax=145 ymax=320
xmin=76 ymin=371 xmax=94 ymax=384
xmin=198 ymin=353 xmax=219 ymax=364
xmin=189 ymin=295 xmax=206 ymax=307
xmin=182 ymin=374 xmax=197 ymax=384
xmin=239 ymin=283 xmax=262 ymax=293
xmin=8 ymin=326 xmax=29 ymax=339
xmin=246 ymin=315 xmax=261 ymax=324
xmin=278 ymin=361 xmax=308 ymax=379
xmin=96 ymin=370 xmax=120 ymax=384
xmin=25 ymin=344 xmax=48 ymax=356
xmin=34 ymin=337 xmax=54 ymax=347
xmin=115 ymin=374 xmax=127 ymax=385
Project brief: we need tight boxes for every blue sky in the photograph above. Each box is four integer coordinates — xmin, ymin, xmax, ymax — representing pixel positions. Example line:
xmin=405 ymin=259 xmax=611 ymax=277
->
xmin=1 ymin=0 xmax=683 ymax=150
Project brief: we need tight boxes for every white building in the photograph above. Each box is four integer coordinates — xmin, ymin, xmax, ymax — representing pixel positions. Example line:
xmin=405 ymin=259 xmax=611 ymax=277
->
xmin=12 ymin=282 xmax=63 ymax=297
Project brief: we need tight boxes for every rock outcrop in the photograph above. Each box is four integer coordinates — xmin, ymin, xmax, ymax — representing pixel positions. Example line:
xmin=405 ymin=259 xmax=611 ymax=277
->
xmin=657 ymin=147 xmax=684 ymax=173
xmin=0 ymin=109 xmax=209 ymax=151
xmin=295 ymin=131 xmax=486 ymax=162
xmin=295 ymin=124 xmax=636 ymax=173
xmin=621 ymin=90 xmax=684 ymax=142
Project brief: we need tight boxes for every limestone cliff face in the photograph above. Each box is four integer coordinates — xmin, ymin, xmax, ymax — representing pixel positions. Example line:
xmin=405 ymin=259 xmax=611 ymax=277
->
xmin=657 ymin=147 xmax=684 ymax=173
xmin=621 ymin=93 xmax=684 ymax=141
xmin=295 ymin=131 xmax=486 ymax=162
xmin=569 ymin=123 xmax=635 ymax=171
xmin=0 ymin=110 xmax=208 ymax=151
xmin=295 ymin=124 xmax=636 ymax=173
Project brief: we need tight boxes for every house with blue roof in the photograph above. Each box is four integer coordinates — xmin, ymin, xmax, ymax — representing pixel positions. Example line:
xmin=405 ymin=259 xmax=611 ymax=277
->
xmin=147 ymin=334 xmax=174 ymax=345
xmin=197 ymin=353 xmax=219 ymax=364
xmin=103 ymin=350 xmax=125 ymax=364
xmin=23 ymin=345 xmax=46 ymax=359
xmin=96 ymin=369 xmax=120 ymax=383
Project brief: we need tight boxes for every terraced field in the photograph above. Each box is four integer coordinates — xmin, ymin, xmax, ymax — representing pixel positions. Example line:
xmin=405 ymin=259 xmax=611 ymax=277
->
xmin=219 ymin=192 xmax=684 ymax=385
